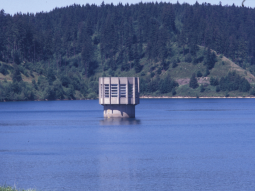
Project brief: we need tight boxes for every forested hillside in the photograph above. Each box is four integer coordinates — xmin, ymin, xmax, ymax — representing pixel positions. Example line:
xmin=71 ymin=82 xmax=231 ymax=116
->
xmin=1 ymin=2 xmax=255 ymax=101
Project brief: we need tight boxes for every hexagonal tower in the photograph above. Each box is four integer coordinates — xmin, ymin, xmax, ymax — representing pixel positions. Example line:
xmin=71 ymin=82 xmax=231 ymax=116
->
xmin=99 ymin=77 xmax=140 ymax=118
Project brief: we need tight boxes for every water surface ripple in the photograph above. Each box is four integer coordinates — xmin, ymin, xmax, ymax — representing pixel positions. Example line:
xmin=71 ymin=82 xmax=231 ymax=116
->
xmin=0 ymin=99 xmax=255 ymax=191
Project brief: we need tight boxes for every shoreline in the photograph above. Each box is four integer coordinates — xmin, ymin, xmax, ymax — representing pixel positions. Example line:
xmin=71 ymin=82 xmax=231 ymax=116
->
xmin=1 ymin=96 xmax=255 ymax=102
xmin=140 ymin=96 xmax=255 ymax=99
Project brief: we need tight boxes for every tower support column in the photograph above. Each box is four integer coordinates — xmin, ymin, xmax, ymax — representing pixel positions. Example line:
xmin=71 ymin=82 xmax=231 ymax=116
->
xmin=103 ymin=104 xmax=135 ymax=118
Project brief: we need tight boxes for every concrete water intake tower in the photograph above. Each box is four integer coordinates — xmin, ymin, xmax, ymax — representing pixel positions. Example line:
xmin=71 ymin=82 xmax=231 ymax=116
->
xmin=99 ymin=77 xmax=140 ymax=118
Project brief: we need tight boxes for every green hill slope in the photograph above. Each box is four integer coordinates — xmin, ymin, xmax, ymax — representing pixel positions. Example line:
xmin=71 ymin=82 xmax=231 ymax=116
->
xmin=0 ymin=45 xmax=255 ymax=101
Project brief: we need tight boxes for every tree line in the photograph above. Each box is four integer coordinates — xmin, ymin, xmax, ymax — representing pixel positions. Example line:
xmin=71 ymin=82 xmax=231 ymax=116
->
xmin=1 ymin=2 xmax=255 ymax=72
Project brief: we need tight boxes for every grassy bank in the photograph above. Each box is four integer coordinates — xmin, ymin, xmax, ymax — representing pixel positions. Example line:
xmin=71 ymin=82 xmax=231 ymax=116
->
xmin=0 ymin=186 xmax=35 ymax=191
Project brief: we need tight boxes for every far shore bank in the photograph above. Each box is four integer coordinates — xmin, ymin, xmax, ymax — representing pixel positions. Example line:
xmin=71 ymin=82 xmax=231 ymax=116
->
xmin=1 ymin=96 xmax=255 ymax=102
xmin=140 ymin=96 xmax=255 ymax=99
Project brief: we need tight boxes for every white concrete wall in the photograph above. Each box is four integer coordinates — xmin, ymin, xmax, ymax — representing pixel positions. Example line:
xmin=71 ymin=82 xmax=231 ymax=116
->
xmin=99 ymin=77 xmax=139 ymax=105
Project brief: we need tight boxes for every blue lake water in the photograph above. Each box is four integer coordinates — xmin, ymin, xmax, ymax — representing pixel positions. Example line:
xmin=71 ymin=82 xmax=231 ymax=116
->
xmin=0 ymin=99 xmax=255 ymax=191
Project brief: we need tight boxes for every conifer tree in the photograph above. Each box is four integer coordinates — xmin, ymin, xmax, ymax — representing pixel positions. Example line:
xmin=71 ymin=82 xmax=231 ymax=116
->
xmin=189 ymin=73 xmax=199 ymax=89
xmin=134 ymin=45 xmax=142 ymax=73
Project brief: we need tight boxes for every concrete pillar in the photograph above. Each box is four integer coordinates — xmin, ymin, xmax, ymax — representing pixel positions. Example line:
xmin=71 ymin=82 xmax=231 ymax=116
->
xmin=103 ymin=105 xmax=135 ymax=118
xmin=126 ymin=77 xmax=128 ymax=104
xmin=133 ymin=77 xmax=135 ymax=104
xmin=117 ymin=77 xmax=119 ymax=104
xmin=102 ymin=78 xmax=104 ymax=104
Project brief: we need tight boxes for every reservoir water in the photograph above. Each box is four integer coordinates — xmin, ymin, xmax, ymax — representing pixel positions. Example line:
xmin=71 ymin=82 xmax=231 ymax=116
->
xmin=0 ymin=99 xmax=255 ymax=191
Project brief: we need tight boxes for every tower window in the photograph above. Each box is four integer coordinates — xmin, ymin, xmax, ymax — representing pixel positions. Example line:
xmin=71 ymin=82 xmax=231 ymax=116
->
xmin=100 ymin=84 xmax=103 ymax=98
xmin=135 ymin=83 xmax=139 ymax=98
xmin=128 ymin=84 xmax=133 ymax=98
xmin=120 ymin=84 xmax=126 ymax=97
xmin=111 ymin=84 xmax=118 ymax=97
xmin=104 ymin=84 xmax=109 ymax=98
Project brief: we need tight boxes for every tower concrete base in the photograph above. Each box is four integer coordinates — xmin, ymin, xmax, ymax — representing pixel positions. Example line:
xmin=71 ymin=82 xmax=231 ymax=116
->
xmin=103 ymin=104 xmax=135 ymax=118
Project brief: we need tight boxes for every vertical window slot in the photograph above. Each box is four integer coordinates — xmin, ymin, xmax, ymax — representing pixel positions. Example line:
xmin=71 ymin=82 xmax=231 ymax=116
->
xmin=104 ymin=84 xmax=109 ymax=98
xmin=128 ymin=84 xmax=133 ymax=98
xmin=111 ymin=84 xmax=118 ymax=97
xmin=135 ymin=84 xmax=139 ymax=98
xmin=120 ymin=84 xmax=126 ymax=97
xmin=101 ymin=84 xmax=103 ymax=98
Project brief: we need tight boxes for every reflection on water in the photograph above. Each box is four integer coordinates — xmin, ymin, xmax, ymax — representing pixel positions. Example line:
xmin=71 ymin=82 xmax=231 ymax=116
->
xmin=100 ymin=118 xmax=141 ymax=125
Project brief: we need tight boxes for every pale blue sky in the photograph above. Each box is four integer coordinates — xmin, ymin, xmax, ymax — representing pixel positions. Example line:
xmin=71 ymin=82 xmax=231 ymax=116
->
xmin=1 ymin=0 xmax=254 ymax=15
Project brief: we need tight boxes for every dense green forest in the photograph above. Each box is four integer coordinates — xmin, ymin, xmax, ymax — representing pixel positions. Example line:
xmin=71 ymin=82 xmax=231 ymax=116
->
xmin=1 ymin=2 xmax=255 ymax=101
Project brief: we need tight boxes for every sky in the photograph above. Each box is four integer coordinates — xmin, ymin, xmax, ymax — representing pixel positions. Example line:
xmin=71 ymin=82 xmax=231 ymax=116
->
xmin=0 ymin=0 xmax=254 ymax=15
